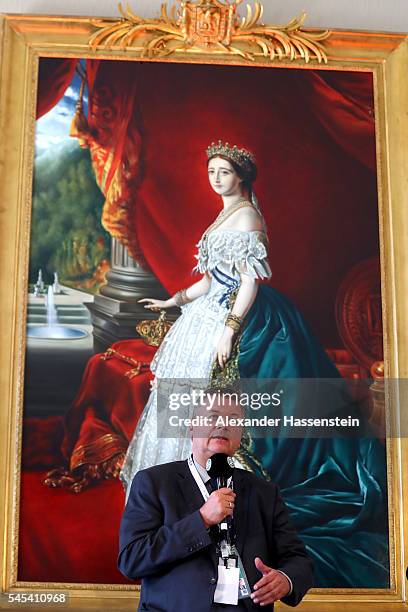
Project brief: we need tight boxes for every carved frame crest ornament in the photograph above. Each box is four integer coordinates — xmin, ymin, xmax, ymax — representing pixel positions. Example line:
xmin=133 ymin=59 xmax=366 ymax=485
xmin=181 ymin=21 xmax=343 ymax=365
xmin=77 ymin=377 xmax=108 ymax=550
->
xmin=89 ymin=0 xmax=331 ymax=63
xmin=1 ymin=2 xmax=408 ymax=611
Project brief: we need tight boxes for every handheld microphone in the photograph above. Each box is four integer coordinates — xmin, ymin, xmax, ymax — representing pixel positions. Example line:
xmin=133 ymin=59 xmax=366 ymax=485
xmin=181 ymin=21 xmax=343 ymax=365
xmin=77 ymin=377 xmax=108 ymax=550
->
xmin=205 ymin=453 xmax=235 ymax=489
xmin=206 ymin=453 xmax=236 ymax=558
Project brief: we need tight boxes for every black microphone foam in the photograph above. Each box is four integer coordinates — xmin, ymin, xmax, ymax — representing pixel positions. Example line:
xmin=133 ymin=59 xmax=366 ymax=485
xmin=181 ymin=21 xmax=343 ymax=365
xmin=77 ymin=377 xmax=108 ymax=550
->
xmin=206 ymin=453 xmax=235 ymax=487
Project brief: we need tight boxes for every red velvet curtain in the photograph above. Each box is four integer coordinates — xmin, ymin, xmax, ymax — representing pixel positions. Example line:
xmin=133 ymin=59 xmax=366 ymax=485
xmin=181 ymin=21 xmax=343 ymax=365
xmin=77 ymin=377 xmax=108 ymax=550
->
xmin=296 ymin=71 xmax=376 ymax=171
xmin=85 ymin=60 xmax=141 ymax=193
xmin=36 ymin=58 xmax=77 ymax=119
xmin=80 ymin=60 xmax=143 ymax=261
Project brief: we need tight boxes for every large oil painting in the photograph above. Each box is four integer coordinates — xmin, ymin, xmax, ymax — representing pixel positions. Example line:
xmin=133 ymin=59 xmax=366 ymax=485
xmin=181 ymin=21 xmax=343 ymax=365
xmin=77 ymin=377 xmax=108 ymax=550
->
xmin=18 ymin=55 xmax=390 ymax=592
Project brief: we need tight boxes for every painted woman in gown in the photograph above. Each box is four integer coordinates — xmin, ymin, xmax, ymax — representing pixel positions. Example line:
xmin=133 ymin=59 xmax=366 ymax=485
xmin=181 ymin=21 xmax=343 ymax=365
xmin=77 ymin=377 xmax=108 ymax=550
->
xmin=120 ymin=141 xmax=389 ymax=588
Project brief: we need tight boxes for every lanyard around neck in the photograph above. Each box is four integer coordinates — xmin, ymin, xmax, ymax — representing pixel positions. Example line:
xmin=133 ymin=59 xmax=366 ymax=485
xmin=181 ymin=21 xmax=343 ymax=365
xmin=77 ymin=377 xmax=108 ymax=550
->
xmin=188 ymin=455 xmax=211 ymax=501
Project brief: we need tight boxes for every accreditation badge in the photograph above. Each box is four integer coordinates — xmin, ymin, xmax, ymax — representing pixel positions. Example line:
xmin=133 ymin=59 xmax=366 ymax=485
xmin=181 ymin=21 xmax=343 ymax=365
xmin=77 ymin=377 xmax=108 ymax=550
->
xmin=214 ymin=558 xmax=239 ymax=605
xmin=214 ymin=552 xmax=251 ymax=605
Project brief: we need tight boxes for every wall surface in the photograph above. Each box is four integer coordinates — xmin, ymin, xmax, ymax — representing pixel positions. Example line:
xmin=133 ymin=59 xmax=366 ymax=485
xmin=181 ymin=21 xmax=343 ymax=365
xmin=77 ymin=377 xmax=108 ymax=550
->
xmin=0 ymin=0 xmax=407 ymax=33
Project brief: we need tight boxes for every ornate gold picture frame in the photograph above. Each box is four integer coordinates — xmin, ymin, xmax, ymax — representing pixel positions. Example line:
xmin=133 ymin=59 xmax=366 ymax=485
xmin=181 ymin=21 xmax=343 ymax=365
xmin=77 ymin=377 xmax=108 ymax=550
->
xmin=0 ymin=2 xmax=407 ymax=610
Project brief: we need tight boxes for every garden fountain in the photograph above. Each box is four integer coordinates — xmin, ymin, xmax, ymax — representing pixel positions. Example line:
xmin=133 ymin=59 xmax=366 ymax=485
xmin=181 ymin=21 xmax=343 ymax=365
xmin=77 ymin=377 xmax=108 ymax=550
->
xmin=27 ymin=285 xmax=88 ymax=340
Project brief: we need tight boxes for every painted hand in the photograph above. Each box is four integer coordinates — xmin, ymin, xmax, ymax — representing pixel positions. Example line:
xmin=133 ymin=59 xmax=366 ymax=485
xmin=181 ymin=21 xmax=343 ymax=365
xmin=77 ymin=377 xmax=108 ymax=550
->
xmin=138 ymin=298 xmax=171 ymax=311
xmin=216 ymin=327 xmax=235 ymax=368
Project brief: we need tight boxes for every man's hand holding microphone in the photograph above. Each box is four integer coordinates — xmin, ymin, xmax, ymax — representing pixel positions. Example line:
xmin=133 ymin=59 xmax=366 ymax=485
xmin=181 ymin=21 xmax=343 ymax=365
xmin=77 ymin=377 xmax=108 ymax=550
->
xmin=199 ymin=488 xmax=236 ymax=528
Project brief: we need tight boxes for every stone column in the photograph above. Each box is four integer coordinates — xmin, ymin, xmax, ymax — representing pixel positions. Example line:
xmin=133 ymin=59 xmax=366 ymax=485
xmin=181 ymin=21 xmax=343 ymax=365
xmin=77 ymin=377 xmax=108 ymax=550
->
xmin=87 ymin=238 xmax=178 ymax=352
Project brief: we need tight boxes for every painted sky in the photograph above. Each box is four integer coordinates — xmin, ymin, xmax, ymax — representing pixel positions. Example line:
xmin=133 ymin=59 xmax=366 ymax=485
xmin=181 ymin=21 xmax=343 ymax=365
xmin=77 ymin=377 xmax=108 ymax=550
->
xmin=35 ymin=62 xmax=88 ymax=158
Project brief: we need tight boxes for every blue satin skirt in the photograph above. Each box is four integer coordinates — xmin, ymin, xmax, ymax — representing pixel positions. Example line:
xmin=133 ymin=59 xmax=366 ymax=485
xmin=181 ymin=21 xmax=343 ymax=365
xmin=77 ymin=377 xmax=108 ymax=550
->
xmin=237 ymin=285 xmax=389 ymax=588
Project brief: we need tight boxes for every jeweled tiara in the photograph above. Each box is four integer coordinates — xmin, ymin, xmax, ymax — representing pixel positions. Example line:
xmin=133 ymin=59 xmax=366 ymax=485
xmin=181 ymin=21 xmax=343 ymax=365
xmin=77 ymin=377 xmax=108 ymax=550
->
xmin=206 ymin=140 xmax=256 ymax=173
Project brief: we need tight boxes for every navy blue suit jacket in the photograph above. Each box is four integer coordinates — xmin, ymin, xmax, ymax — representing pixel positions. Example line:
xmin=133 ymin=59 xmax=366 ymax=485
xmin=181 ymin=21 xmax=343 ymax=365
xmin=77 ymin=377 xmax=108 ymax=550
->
xmin=118 ymin=460 xmax=313 ymax=612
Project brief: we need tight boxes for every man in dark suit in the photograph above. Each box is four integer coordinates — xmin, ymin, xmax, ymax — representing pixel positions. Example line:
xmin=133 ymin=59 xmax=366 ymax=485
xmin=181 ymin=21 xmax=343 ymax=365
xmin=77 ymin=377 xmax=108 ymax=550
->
xmin=118 ymin=389 xmax=313 ymax=611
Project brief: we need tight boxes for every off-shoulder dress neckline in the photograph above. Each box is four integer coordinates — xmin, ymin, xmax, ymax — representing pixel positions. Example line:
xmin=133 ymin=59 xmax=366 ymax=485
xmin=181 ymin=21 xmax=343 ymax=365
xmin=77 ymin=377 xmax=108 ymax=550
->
xmin=208 ymin=228 xmax=267 ymax=237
